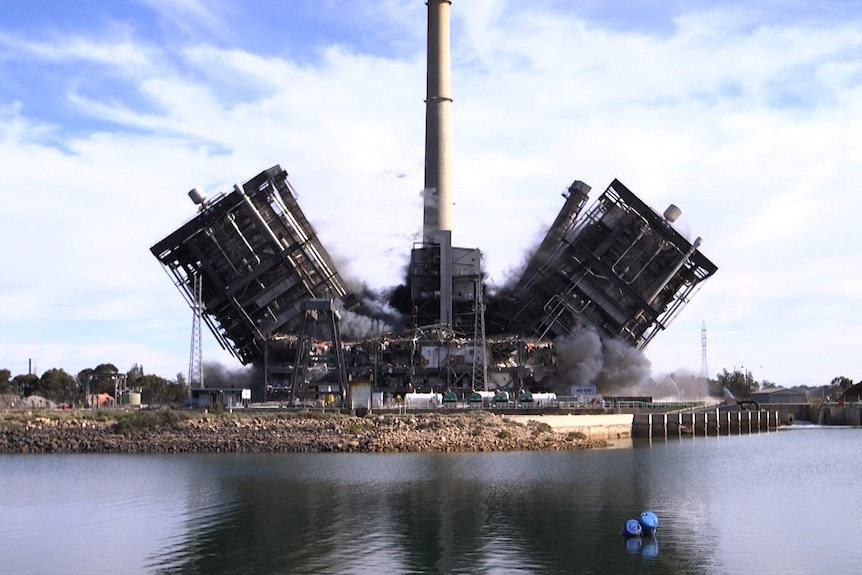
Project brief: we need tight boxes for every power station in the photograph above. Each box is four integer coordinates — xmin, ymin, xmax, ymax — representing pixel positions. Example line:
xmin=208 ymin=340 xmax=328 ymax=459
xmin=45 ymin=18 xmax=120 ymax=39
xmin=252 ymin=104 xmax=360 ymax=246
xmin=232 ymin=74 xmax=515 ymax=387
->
xmin=150 ymin=0 xmax=716 ymax=405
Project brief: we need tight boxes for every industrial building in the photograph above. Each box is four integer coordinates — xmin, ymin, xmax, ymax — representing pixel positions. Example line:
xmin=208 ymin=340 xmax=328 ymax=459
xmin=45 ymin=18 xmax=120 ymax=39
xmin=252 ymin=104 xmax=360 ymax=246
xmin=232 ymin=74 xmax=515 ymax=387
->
xmin=150 ymin=0 xmax=717 ymax=405
xmin=150 ymin=166 xmax=357 ymax=402
xmin=489 ymin=179 xmax=717 ymax=349
xmin=750 ymin=387 xmax=808 ymax=405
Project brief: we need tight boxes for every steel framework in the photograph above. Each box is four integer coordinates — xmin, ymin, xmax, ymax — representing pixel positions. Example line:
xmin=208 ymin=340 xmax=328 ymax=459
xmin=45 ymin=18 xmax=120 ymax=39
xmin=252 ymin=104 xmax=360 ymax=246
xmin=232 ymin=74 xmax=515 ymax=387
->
xmin=151 ymin=165 xmax=351 ymax=366
xmin=498 ymin=179 xmax=717 ymax=349
xmin=289 ymin=299 xmax=347 ymax=405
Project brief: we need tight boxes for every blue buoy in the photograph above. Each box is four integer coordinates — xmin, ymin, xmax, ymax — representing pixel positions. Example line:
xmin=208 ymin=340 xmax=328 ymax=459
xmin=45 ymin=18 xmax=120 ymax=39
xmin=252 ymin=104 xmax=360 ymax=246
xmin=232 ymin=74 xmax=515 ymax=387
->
xmin=621 ymin=518 xmax=643 ymax=538
xmin=639 ymin=511 xmax=659 ymax=535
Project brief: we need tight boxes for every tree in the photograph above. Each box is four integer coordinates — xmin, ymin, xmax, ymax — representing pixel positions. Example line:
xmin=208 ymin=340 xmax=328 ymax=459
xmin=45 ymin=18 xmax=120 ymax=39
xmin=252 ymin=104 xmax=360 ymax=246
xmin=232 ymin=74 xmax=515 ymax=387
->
xmin=127 ymin=364 xmax=144 ymax=387
xmin=819 ymin=376 xmax=856 ymax=401
xmin=90 ymin=363 xmax=121 ymax=395
xmin=139 ymin=374 xmax=187 ymax=405
xmin=830 ymin=376 xmax=854 ymax=392
xmin=34 ymin=368 xmax=78 ymax=403
xmin=13 ymin=373 xmax=40 ymax=397
xmin=715 ymin=368 xmax=759 ymax=400
xmin=0 ymin=368 xmax=12 ymax=394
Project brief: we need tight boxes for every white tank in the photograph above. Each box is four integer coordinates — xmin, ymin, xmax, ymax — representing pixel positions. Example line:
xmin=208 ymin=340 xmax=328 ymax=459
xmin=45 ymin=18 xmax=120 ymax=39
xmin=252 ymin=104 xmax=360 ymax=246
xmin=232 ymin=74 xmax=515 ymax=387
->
xmin=123 ymin=391 xmax=142 ymax=406
xmin=531 ymin=392 xmax=557 ymax=406
xmin=188 ymin=187 xmax=207 ymax=205
xmin=405 ymin=392 xmax=442 ymax=409
xmin=663 ymin=204 xmax=681 ymax=222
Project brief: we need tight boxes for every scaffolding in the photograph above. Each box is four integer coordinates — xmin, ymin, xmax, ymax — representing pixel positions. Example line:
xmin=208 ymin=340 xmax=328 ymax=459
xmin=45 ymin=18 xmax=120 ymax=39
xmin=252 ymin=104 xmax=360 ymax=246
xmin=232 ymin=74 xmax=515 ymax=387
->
xmin=470 ymin=286 xmax=489 ymax=391
xmin=289 ymin=299 xmax=348 ymax=406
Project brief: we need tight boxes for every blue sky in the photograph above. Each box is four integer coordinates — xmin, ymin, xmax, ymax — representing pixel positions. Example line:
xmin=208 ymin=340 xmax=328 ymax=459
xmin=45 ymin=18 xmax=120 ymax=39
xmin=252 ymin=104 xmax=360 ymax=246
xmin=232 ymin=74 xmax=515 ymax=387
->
xmin=1 ymin=0 xmax=861 ymax=389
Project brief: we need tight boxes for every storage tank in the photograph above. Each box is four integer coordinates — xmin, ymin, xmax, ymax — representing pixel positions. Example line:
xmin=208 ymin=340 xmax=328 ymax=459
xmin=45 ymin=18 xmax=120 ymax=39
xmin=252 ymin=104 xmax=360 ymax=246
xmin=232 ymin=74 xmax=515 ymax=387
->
xmin=405 ymin=392 xmax=442 ymax=409
xmin=531 ymin=392 xmax=557 ymax=407
xmin=123 ymin=390 xmax=142 ymax=407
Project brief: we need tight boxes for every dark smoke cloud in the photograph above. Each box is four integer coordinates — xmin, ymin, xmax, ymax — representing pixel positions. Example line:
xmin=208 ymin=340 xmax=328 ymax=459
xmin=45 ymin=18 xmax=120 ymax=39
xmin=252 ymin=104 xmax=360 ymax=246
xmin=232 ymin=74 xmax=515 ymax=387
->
xmin=551 ymin=327 xmax=653 ymax=396
xmin=553 ymin=327 xmax=604 ymax=389
xmin=594 ymin=338 xmax=653 ymax=394
xmin=483 ymin=225 xmax=555 ymax=334
xmin=338 ymin=285 xmax=408 ymax=341
xmin=202 ymin=361 xmax=262 ymax=390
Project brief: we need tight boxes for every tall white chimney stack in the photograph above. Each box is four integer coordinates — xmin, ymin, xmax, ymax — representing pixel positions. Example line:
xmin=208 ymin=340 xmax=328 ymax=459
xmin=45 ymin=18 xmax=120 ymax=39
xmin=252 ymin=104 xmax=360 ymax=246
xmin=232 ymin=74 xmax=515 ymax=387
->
xmin=423 ymin=0 xmax=453 ymax=243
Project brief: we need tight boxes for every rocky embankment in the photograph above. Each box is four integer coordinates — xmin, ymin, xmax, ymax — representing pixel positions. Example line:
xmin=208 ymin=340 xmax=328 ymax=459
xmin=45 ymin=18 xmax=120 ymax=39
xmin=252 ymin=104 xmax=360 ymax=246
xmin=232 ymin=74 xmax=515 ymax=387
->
xmin=0 ymin=409 xmax=608 ymax=454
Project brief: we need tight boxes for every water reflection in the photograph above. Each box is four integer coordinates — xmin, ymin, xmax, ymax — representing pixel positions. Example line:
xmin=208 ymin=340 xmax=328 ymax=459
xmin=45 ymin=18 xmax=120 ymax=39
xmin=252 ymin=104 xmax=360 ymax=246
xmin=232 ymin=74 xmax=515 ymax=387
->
xmin=641 ymin=537 xmax=659 ymax=560
xmin=143 ymin=451 xmax=719 ymax=574
xmin=4 ymin=428 xmax=860 ymax=574
xmin=624 ymin=536 xmax=642 ymax=555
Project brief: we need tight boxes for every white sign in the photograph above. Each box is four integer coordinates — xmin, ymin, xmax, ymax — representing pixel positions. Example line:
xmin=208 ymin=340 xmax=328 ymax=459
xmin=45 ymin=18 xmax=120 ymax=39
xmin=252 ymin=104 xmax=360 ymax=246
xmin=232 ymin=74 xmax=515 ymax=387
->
xmin=571 ymin=385 xmax=597 ymax=396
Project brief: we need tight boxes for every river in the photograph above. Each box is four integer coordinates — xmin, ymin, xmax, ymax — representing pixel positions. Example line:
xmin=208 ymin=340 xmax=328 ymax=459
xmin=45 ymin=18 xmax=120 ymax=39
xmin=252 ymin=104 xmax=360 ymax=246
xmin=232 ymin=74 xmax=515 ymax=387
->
xmin=1 ymin=424 xmax=859 ymax=574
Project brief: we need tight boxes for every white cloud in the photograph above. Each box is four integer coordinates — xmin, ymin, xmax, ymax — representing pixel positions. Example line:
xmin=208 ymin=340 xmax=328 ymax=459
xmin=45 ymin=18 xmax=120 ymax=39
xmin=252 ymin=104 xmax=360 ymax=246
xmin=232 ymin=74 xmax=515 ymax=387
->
xmin=140 ymin=0 xmax=236 ymax=43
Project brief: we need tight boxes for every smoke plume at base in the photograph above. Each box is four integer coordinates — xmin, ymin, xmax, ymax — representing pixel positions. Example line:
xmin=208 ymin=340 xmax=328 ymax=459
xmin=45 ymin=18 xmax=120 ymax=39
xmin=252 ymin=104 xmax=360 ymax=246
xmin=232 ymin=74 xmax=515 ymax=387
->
xmin=202 ymin=362 xmax=263 ymax=392
xmin=551 ymin=327 xmax=652 ymax=396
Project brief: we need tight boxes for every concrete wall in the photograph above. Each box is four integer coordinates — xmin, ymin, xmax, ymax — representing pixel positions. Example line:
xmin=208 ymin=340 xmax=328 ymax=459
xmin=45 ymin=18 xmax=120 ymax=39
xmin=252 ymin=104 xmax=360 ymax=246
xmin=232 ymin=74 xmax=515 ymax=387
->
xmin=507 ymin=414 xmax=634 ymax=441
xmin=817 ymin=406 xmax=862 ymax=426
xmin=509 ymin=411 xmax=786 ymax=440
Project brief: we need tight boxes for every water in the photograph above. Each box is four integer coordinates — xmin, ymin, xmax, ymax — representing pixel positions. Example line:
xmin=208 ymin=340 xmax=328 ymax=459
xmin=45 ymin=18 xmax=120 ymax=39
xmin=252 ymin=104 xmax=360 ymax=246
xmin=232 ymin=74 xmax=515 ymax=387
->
xmin=1 ymin=425 xmax=860 ymax=574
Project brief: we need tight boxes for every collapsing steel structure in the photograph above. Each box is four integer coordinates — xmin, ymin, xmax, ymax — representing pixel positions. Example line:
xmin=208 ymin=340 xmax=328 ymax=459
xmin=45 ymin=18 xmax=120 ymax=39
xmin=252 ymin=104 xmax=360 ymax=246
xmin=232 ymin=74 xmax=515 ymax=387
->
xmin=150 ymin=166 xmax=355 ymax=400
xmin=492 ymin=179 xmax=717 ymax=349
xmin=150 ymin=167 xmax=716 ymax=401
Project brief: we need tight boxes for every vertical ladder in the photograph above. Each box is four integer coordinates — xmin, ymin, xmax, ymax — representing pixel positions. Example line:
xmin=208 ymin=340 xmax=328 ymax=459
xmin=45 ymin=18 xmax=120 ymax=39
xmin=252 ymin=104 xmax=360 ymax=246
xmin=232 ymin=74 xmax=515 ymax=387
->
xmin=188 ymin=272 xmax=204 ymax=396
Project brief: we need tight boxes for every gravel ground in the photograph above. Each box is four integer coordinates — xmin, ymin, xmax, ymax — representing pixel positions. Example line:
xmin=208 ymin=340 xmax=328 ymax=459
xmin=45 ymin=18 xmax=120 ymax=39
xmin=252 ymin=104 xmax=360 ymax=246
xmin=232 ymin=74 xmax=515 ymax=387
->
xmin=0 ymin=408 xmax=610 ymax=454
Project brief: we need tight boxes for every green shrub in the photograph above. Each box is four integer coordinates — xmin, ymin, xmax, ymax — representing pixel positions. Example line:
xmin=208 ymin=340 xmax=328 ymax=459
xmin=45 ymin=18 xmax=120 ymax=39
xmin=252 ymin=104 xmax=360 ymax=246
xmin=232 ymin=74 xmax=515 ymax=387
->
xmin=293 ymin=409 xmax=342 ymax=420
xmin=496 ymin=429 xmax=513 ymax=440
xmin=2 ymin=420 xmax=22 ymax=432
xmin=88 ymin=410 xmax=112 ymax=422
xmin=113 ymin=409 xmax=189 ymax=434
xmin=567 ymin=431 xmax=587 ymax=441
xmin=468 ymin=410 xmax=492 ymax=421
xmin=417 ymin=418 xmax=444 ymax=430
xmin=348 ymin=422 xmax=373 ymax=435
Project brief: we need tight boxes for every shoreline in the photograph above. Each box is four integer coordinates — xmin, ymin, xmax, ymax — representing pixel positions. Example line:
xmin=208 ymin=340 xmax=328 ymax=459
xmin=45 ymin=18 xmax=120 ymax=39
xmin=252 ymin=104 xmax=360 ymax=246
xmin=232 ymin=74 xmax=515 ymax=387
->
xmin=0 ymin=409 xmax=619 ymax=454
